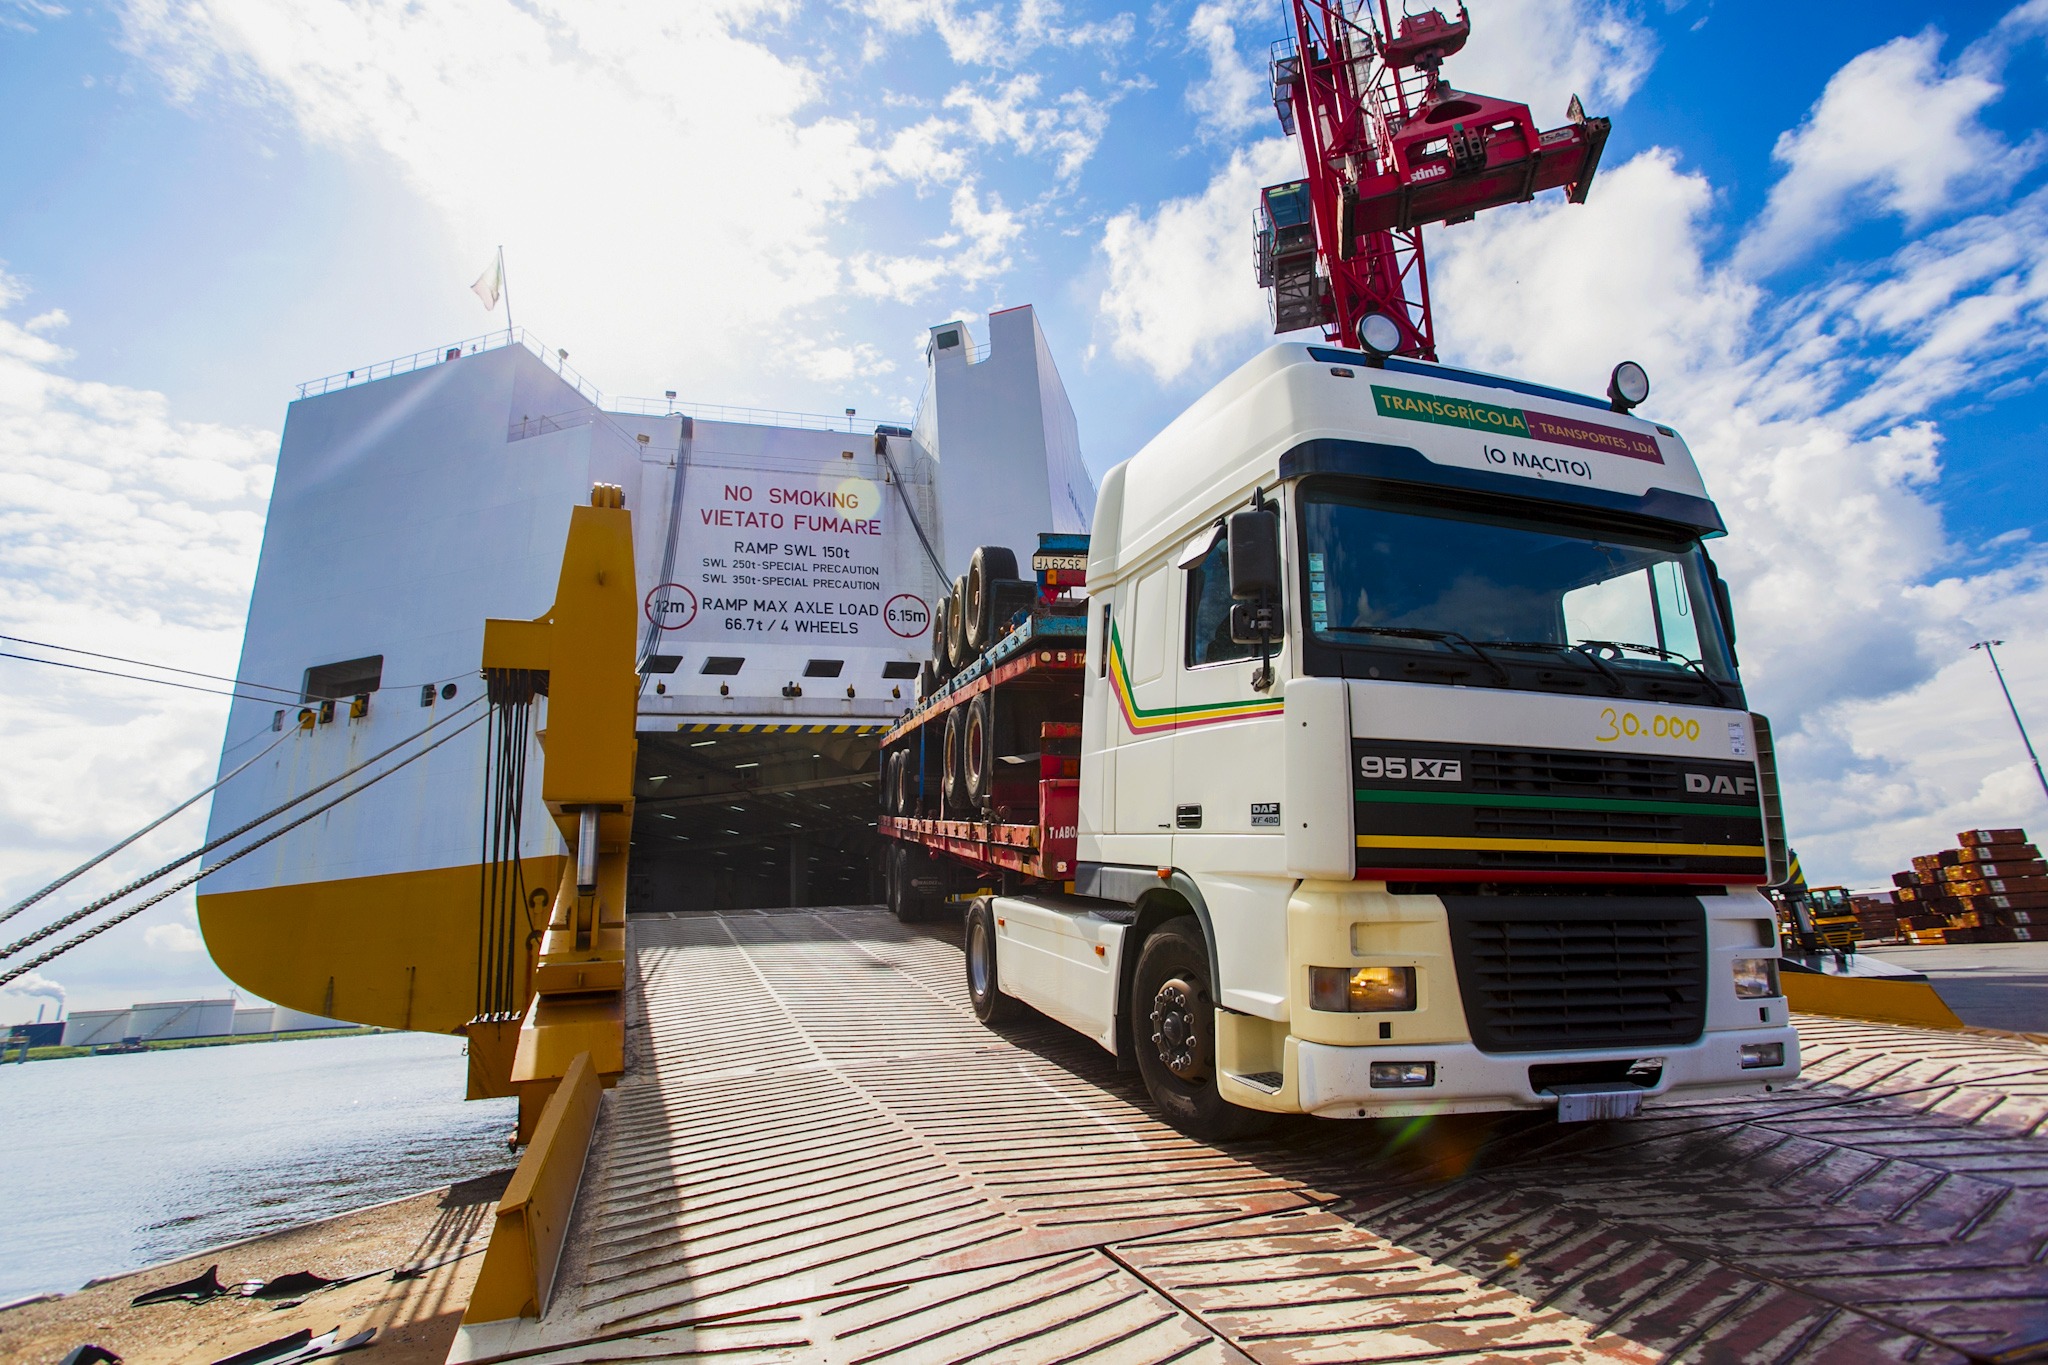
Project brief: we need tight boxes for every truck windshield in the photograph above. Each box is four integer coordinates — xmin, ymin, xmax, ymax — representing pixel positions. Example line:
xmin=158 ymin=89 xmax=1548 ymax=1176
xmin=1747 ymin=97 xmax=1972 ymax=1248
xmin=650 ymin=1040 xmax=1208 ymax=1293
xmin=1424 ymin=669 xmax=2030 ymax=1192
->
xmin=1299 ymin=482 xmax=1737 ymax=695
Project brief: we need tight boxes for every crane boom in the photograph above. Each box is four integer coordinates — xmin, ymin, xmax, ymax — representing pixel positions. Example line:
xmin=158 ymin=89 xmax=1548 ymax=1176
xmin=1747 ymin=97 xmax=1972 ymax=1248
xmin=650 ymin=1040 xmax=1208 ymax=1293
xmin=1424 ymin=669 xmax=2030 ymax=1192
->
xmin=1257 ymin=1 xmax=1611 ymax=358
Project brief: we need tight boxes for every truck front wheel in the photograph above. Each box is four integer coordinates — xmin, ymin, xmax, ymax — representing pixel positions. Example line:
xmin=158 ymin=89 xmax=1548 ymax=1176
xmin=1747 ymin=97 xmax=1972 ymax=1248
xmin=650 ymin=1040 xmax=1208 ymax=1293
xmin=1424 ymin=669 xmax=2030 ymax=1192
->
xmin=963 ymin=898 xmax=1016 ymax=1024
xmin=1131 ymin=919 xmax=1271 ymax=1140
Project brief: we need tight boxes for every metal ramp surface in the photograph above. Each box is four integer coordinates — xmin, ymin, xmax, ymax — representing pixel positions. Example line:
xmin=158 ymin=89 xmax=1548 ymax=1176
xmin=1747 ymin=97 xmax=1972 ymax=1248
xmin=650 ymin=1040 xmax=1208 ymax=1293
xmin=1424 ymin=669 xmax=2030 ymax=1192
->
xmin=455 ymin=906 xmax=2048 ymax=1365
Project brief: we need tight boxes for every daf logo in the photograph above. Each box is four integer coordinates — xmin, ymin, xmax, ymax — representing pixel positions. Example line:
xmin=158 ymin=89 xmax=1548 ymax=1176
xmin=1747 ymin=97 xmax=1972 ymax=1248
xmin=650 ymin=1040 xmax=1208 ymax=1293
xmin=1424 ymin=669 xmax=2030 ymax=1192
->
xmin=1686 ymin=773 xmax=1756 ymax=796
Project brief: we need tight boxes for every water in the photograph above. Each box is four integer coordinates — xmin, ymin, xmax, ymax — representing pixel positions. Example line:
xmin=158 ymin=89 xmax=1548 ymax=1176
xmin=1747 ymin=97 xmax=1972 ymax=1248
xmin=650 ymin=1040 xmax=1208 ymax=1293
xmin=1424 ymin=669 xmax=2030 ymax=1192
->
xmin=0 ymin=1031 xmax=516 ymax=1304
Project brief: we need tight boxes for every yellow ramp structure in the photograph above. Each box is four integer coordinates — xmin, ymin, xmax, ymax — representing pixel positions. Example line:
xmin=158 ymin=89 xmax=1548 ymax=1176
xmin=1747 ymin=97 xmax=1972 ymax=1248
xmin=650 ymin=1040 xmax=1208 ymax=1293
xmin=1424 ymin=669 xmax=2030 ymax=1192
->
xmin=1780 ymin=955 xmax=1964 ymax=1030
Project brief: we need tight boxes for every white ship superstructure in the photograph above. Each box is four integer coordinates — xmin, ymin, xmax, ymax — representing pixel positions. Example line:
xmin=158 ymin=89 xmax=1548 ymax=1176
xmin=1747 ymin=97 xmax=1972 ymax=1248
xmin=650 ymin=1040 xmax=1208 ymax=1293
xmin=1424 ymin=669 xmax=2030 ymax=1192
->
xmin=197 ymin=308 xmax=1091 ymax=1032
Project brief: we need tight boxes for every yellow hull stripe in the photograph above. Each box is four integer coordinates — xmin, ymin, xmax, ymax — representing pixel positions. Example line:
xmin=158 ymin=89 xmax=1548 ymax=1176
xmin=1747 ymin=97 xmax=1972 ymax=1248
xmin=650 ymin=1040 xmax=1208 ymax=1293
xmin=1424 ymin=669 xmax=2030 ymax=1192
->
xmin=1356 ymin=834 xmax=1768 ymax=858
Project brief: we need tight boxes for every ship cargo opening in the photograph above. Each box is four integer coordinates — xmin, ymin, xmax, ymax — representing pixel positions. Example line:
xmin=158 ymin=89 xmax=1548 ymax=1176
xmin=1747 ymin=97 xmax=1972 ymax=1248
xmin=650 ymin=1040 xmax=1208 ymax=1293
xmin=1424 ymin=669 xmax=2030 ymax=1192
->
xmin=627 ymin=728 xmax=883 ymax=912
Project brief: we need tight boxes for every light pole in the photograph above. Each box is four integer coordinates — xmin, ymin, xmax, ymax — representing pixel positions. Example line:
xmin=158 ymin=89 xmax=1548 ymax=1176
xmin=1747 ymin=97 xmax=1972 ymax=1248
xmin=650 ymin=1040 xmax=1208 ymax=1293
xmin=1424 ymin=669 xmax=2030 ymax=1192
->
xmin=1971 ymin=640 xmax=2048 ymax=805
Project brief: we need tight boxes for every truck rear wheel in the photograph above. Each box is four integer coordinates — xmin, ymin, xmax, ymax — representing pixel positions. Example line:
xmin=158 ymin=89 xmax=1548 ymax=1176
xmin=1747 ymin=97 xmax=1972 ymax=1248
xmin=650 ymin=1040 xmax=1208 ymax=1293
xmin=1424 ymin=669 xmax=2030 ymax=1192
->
xmin=963 ymin=898 xmax=1016 ymax=1023
xmin=1131 ymin=918 xmax=1272 ymax=1140
xmin=887 ymin=841 xmax=941 ymax=922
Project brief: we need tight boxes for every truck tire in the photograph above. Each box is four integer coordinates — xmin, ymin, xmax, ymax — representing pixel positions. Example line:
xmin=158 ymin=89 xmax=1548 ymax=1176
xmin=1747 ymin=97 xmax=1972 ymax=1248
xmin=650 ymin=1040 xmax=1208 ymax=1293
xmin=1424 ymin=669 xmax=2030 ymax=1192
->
xmin=941 ymin=706 xmax=969 ymax=818
xmin=946 ymin=575 xmax=970 ymax=668
xmin=886 ymin=750 xmax=910 ymax=818
xmin=887 ymin=840 xmax=942 ymax=922
xmin=931 ymin=593 xmax=954 ymax=676
xmin=1131 ymin=918 xmax=1273 ymax=1140
xmin=963 ymin=691 xmax=994 ymax=811
xmin=964 ymin=546 xmax=1019 ymax=651
xmin=963 ymin=897 xmax=1017 ymax=1023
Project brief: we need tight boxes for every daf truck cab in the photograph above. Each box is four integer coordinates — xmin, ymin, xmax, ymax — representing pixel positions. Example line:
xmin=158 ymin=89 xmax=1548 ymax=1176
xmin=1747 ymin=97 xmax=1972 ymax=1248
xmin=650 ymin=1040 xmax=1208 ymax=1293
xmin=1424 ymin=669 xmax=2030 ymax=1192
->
xmin=887 ymin=340 xmax=1797 ymax=1137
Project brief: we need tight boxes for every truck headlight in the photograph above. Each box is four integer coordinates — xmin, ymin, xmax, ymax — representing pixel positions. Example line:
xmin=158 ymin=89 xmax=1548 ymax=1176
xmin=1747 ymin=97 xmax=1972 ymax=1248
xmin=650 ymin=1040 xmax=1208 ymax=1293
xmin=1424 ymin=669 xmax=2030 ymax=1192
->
xmin=1732 ymin=957 xmax=1780 ymax=999
xmin=1739 ymin=1042 xmax=1784 ymax=1069
xmin=1310 ymin=965 xmax=1417 ymax=1012
xmin=1369 ymin=1061 xmax=1434 ymax=1088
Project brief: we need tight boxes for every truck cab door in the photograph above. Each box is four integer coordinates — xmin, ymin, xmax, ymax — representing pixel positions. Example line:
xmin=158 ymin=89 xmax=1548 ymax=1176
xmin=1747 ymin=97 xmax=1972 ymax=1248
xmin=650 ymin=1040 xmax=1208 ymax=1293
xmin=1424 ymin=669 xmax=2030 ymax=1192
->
xmin=1173 ymin=531 xmax=1284 ymax=869
xmin=1102 ymin=562 xmax=1176 ymax=866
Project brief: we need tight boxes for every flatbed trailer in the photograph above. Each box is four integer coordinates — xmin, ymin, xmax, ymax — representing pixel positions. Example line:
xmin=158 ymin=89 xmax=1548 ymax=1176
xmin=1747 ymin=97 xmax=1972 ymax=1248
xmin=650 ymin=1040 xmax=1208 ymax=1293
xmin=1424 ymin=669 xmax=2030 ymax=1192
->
xmin=878 ymin=545 xmax=1092 ymax=902
xmin=449 ymin=904 xmax=2048 ymax=1365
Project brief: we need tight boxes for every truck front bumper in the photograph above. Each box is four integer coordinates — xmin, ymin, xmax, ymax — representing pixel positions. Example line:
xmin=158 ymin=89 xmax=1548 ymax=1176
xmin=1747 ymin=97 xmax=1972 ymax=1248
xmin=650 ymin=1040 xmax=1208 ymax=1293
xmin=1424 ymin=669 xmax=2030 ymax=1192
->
xmin=1291 ymin=1023 xmax=1800 ymax=1119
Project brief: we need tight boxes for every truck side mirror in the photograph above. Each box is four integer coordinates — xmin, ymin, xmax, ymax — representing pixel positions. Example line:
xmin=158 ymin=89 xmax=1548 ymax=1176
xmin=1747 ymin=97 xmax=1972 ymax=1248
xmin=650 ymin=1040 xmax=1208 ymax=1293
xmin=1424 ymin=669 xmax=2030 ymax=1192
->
xmin=1227 ymin=508 xmax=1281 ymax=599
xmin=1707 ymin=562 xmax=1739 ymax=665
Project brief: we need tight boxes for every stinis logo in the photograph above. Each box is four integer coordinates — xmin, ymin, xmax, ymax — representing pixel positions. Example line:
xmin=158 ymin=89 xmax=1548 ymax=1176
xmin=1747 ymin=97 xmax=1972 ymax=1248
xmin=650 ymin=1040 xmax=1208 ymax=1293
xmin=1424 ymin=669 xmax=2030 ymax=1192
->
xmin=1686 ymin=773 xmax=1756 ymax=796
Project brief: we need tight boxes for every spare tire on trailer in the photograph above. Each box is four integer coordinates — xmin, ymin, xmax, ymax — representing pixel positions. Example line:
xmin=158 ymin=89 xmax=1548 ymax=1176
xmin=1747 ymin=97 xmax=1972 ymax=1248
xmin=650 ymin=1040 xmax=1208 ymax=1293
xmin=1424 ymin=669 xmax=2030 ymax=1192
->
xmin=931 ymin=592 xmax=954 ymax=676
xmin=883 ymin=750 xmax=906 ymax=818
xmin=942 ymin=705 xmax=970 ymax=819
xmin=964 ymin=546 xmax=1019 ymax=651
xmin=963 ymin=691 xmax=995 ymax=812
xmin=946 ymin=575 xmax=970 ymax=669
xmin=895 ymin=745 xmax=919 ymax=818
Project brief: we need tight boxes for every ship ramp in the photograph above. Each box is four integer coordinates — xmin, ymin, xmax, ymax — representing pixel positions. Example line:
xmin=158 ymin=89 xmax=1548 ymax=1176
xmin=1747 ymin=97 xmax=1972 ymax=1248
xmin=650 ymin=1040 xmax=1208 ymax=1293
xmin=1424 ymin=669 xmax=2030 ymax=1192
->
xmin=452 ymin=906 xmax=2048 ymax=1365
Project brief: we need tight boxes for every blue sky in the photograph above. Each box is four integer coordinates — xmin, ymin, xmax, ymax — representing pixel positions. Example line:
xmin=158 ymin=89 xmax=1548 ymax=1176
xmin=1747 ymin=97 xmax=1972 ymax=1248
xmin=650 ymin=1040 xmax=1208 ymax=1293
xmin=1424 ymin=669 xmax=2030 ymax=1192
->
xmin=3 ymin=0 xmax=2047 ymax=1014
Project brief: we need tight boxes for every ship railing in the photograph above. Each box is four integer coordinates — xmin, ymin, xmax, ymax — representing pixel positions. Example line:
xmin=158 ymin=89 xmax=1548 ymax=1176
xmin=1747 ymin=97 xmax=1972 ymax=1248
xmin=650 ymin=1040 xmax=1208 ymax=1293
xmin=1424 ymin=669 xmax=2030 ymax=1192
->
xmin=296 ymin=328 xmax=607 ymax=406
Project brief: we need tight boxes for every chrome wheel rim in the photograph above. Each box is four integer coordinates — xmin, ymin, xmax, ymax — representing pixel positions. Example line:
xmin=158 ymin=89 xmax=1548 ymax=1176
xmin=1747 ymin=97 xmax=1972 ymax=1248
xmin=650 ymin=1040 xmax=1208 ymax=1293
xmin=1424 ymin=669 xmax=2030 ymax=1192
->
xmin=968 ymin=918 xmax=992 ymax=1001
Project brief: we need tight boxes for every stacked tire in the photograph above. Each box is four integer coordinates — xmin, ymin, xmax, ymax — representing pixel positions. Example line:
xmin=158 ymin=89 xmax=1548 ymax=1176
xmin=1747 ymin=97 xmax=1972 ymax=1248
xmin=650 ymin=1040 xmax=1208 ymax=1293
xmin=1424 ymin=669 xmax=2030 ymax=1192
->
xmin=927 ymin=545 xmax=1036 ymax=687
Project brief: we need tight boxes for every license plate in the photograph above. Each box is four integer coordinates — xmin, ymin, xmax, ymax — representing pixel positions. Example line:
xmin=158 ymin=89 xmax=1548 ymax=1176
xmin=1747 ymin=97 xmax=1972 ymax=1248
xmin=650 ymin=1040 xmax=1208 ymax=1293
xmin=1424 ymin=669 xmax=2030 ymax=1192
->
xmin=1551 ymin=1084 xmax=1643 ymax=1123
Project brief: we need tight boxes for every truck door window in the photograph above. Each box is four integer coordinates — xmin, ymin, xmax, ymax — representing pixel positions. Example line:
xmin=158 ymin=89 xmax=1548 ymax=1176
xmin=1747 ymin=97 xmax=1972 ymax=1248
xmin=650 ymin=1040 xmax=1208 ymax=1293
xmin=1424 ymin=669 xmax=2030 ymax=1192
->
xmin=1185 ymin=538 xmax=1257 ymax=668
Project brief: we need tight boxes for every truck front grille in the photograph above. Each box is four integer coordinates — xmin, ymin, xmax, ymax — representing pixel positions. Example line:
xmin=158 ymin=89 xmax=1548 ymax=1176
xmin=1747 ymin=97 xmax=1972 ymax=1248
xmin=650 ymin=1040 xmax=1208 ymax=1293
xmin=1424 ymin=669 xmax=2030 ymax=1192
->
xmin=1442 ymin=896 xmax=1707 ymax=1053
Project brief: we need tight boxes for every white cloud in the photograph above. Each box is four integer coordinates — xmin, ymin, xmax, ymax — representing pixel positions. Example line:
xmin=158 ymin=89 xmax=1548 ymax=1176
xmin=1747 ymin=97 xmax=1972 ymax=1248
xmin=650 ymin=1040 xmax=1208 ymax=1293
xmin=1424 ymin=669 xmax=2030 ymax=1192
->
xmin=0 ymin=270 xmax=269 ymax=1011
xmin=1097 ymin=136 xmax=1303 ymax=383
xmin=847 ymin=182 xmax=1024 ymax=300
xmin=1736 ymin=27 xmax=2042 ymax=274
xmin=3 ymin=970 xmax=66 ymax=1010
xmin=1436 ymin=0 xmax=1656 ymax=125
xmin=1185 ymin=0 xmax=1272 ymax=139
xmin=943 ymin=73 xmax=1113 ymax=179
xmin=112 ymin=0 xmax=1056 ymax=409
xmin=859 ymin=0 xmax=1134 ymax=67
xmin=144 ymin=921 xmax=205 ymax=952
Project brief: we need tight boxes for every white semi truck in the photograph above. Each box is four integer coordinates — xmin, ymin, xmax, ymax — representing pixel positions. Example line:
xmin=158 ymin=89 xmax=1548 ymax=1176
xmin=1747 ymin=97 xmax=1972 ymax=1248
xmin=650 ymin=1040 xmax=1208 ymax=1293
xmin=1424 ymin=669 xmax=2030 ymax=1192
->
xmin=879 ymin=340 xmax=1797 ymax=1138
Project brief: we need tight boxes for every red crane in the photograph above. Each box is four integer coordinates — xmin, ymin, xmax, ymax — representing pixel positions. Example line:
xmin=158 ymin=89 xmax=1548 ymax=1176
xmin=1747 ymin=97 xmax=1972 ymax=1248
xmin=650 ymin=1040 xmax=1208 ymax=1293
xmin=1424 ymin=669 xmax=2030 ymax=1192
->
xmin=1256 ymin=2 xmax=1610 ymax=359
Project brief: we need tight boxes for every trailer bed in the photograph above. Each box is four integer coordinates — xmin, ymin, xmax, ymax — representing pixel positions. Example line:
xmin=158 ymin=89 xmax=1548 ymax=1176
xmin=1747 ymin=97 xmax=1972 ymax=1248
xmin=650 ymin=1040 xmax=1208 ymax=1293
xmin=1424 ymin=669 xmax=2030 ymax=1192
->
xmin=453 ymin=905 xmax=2048 ymax=1365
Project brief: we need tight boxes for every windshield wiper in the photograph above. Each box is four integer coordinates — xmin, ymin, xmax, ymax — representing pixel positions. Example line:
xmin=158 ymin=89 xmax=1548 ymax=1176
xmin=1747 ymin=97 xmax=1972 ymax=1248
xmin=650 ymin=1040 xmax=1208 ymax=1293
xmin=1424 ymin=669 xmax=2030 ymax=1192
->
xmin=1325 ymin=625 xmax=1512 ymax=685
xmin=1489 ymin=640 xmax=1626 ymax=695
xmin=1574 ymin=639 xmax=1731 ymax=705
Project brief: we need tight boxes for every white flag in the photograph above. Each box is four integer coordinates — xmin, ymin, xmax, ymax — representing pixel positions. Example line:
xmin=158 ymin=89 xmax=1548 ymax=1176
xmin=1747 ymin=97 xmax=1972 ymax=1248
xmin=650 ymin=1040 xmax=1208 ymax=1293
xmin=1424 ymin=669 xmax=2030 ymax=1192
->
xmin=471 ymin=254 xmax=503 ymax=310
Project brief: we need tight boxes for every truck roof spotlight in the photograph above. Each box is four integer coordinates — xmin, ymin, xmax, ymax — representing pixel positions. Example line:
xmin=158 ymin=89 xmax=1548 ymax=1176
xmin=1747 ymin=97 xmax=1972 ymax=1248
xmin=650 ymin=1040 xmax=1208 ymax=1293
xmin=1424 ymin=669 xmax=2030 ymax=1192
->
xmin=1608 ymin=360 xmax=1649 ymax=412
xmin=1359 ymin=312 xmax=1403 ymax=357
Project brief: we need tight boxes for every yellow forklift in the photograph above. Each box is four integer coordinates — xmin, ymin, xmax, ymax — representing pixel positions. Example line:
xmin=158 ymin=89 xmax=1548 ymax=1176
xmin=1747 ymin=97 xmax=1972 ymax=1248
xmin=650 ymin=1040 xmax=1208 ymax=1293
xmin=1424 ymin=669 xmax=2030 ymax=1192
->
xmin=1767 ymin=851 xmax=1861 ymax=953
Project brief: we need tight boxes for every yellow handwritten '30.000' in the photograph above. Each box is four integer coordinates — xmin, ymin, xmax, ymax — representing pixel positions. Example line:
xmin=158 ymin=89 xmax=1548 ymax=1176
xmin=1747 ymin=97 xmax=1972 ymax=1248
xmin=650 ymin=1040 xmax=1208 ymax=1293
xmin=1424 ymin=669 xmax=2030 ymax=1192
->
xmin=1597 ymin=707 xmax=1701 ymax=744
